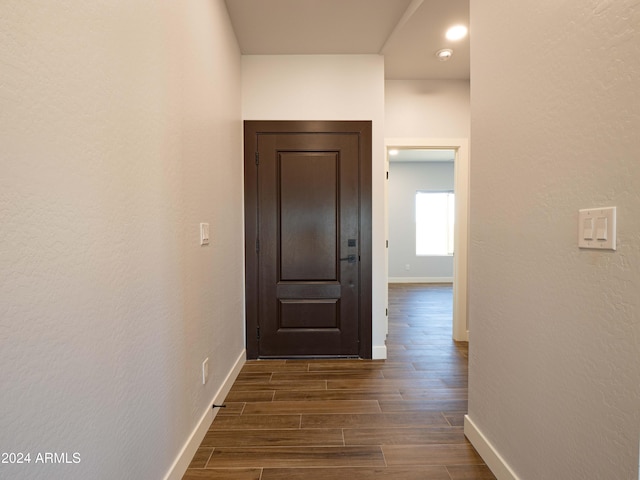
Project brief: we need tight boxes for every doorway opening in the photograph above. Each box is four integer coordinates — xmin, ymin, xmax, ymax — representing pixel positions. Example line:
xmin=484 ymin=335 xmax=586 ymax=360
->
xmin=385 ymin=139 xmax=469 ymax=342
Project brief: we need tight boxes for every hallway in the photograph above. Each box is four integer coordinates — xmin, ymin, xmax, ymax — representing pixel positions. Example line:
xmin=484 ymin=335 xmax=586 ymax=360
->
xmin=183 ymin=284 xmax=494 ymax=479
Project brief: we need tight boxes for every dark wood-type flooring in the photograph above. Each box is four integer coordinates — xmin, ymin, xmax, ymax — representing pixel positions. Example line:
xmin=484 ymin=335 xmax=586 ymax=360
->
xmin=183 ymin=283 xmax=495 ymax=480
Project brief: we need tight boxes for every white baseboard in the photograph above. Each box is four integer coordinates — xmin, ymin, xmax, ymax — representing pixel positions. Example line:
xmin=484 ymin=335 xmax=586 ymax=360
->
xmin=455 ymin=330 xmax=470 ymax=342
xmin=372 ymin=345 xmax=387 ymax=360
xmin=164 ymin=349 xmax=246 ymax=480
xmin=464 ymin=415 xmax=520 ymax=480
xmin=388 ymin=277 xmax=453 ymax=284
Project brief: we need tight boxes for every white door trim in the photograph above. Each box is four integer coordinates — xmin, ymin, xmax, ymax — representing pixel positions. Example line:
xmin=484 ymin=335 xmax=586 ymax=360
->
xmin=385 ymin=138 xmax=469 ymax=342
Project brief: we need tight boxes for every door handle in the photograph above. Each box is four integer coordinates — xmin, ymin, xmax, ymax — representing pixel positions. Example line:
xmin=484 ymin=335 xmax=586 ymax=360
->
xmin=339 ymin=254 xmax=357 ymax=263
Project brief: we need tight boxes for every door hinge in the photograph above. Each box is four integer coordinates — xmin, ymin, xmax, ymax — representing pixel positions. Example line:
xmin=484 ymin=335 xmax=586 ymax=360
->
xmin=386 ymin=240 xmax=388 ymax=248
xmin=255 ymin=152 xmax=259 ymax=165
xmin=256 ymin=237 xmax=260 ymax=252
xmin=386 ymin=171 xmax=389 ymax=179
xmin=256 ymin=325 xmax=260 ymax=340
xmin=385 ymin=308 xmax=388 ymax=316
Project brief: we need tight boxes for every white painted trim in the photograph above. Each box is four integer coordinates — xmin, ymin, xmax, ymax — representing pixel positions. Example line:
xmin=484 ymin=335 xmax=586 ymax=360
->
xmin=464 ymin=415 xmax=520 ymax=480
xmin=164 ymin=349 xmax=246 ymax=480
xmin=389 ymin=277 xmax=453 ymax=284
xmin=372 ymin=345 xmax=387 ymax=359
xmin=385 ymin=138 xmax=469 ymax=343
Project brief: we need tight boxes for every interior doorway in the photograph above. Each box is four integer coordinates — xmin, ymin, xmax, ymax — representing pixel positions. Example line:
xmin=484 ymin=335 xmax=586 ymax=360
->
xmin=385 ymin=138 xmax=469 ymax=342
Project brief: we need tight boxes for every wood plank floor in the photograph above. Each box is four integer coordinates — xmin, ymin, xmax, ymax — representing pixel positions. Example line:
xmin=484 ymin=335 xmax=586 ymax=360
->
xmin=183 ymin=283 xmax=495 ymax=480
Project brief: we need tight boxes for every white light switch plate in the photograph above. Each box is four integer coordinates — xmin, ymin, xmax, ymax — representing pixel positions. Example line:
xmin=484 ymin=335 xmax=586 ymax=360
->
xmin=200 ymin=223 xmax=210 ymax=246
xmin=578 ymin=207 xmax=616 ymax=250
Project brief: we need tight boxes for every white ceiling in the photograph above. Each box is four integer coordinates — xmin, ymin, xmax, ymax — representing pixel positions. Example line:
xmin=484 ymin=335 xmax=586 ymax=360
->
xmin=224 ymin=0 xmax=470 ymax=80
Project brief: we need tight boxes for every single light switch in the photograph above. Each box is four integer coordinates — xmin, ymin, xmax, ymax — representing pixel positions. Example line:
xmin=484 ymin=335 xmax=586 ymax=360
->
xmin=595 ymin=217 xmax=607 ymax=240
xmin=578 ymin=207 xmax=616 ymax=250
xmin=582 ymin=217 xmax=594 ymax=240
xmin=200 ymin=223 xmax=210 ymax=246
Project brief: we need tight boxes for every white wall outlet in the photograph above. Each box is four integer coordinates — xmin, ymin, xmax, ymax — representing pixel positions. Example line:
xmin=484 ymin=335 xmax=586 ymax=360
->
xmin=200 ymin=223 xmax=210 ymax=246
xmin=202 ymin=357 xmax=209 ymax=384
xmin=405 ymin=264 xmax=410 ymax=271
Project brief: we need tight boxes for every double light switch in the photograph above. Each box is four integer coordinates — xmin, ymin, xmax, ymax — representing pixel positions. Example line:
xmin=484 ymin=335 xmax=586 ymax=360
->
xmin=578 ymin=207 xmax=616 ymax=250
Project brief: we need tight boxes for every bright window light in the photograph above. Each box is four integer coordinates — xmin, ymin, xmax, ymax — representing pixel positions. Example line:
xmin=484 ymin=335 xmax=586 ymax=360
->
xmin=416 ymin=191 xmax=455 ymax=256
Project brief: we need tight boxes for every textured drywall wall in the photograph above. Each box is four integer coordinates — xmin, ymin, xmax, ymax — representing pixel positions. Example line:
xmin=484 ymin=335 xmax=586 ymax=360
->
xmin=385 ymin=79 xmax=470 ymax=138
xmin=468 ymin=1 xmax=640 ymax=479
xmin=388 ymin=162 xmax=455 ymax=279
xmin=242 ymin=55 xmax=387 ymax=357
xmin=0 ymin=1 xmax=243 ymax=479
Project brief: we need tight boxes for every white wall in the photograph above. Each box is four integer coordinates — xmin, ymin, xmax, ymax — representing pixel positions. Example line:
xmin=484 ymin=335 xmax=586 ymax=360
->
xmin=388 ymin=161 xmax=455 ymax=280
xmin=385 ymin=79 xmax=470 ymax=138
xmin=242 ymin=54 xmax=387 ymax=358
xmin=0 ymin=2 xmax=244 ymax=479
xmin=467 ymin=1 xmax=640 ymax=479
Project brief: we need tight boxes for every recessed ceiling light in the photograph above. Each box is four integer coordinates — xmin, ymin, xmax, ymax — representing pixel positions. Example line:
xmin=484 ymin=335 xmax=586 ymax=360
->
xmin=436 ymin=49 xmax=453 ymax=61
xmin=389 ymin=149 xmax=399 ymax=156
xmin=446 ymin=25 xmax=468 ymax=41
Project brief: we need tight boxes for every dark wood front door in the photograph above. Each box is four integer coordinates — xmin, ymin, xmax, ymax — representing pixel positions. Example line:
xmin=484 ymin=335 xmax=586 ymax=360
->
xmin=244 ymin=121 xmax=372 ymax=359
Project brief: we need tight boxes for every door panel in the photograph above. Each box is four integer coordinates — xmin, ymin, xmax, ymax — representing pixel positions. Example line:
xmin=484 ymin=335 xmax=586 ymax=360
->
xmin=279 ymin=152 xmax=338 ymax=281
xmin=279 ymin=299 xmax=338 ymax=329
xmin=244 ymin=121 xmax=372 ymax=359
xmin=259 ymin=133 xmax=357 ymax=357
